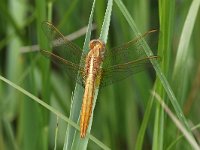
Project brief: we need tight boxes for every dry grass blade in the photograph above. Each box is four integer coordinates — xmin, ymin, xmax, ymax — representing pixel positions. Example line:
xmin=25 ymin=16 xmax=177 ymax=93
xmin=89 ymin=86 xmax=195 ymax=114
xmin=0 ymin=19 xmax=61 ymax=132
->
xmin=152 ymin=91 xmax=200 ymax=150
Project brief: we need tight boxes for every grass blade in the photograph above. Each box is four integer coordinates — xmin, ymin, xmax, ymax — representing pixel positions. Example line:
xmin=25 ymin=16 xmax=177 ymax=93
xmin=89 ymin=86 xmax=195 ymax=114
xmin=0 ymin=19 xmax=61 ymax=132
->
xmin=172 ymin=0 xmax=200 ymax=100
xmin=167 ymin=124 xmax=200 ymax=150
xmin=0 ymin=75 xmax=110 ymax=150
xmin=99 ymin=0 xmax=113 ymax=42
xmin=135 ymin=88 xmax=155 ymax=150
xmin=70 ymin=0 xmax=113 ymax=149
xmin=152 ymin=91 xmax=200 ymax=150
xmin=152 ymin=0 xmax=175 ymax=149
xmin=63 ymin=0 xmax=96 ymax=149
xmin=114 ymin=0 xmax=194 ymax=137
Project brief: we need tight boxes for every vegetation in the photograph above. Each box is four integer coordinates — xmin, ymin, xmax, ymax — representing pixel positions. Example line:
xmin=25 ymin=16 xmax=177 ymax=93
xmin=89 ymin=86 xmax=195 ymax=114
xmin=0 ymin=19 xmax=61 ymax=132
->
xmin=0 ymin=0 xmax=200 ymax=149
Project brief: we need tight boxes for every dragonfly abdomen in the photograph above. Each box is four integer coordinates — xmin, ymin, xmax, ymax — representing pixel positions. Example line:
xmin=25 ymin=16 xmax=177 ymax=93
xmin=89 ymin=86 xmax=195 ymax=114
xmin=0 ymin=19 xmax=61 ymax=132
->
xmin=80 ymin=75 xmax=95 ymax=138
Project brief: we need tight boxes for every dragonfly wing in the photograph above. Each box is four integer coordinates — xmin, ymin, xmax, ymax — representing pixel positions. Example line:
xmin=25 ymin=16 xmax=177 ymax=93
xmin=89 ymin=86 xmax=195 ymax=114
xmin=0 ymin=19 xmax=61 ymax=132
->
xmin=101 ymin=56 xmax=158 ymax=87
xmin=42 ymin=21 xmax=86 ymax=66
xmin=100 ymin=30 xmax=158 ymax=87
xmin=103 ymin=30 xmax=157 ymax=66
xmin=41 ymin=49 xmax=85 ymax=87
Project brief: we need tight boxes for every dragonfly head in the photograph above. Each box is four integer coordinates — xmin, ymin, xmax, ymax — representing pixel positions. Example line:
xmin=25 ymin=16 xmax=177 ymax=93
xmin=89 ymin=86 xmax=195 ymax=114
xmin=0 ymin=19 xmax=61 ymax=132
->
xmin=89 ymin=39 xmax=105 ymax=51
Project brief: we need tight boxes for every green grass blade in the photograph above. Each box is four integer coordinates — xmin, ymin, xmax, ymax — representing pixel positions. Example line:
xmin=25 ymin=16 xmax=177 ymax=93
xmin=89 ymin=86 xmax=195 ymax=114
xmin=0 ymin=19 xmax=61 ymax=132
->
xmin=70 ymin=0 xmax=113 ymax=149
xmin=0 ymin=74 xmax=78 ymax=133
xmin=114 ymin=0 xmax=194 ymax=136
xmin=63 ymin=0 xmax=96 ymax=149
xmin=6 ymin=0 xmax=25 ymax=120
xmin=172 ymin=0 xmax=200 ymax=100
xmin=173 ymin=0 xmax=200 ymax=75
xmin=152 ymin=0 xmax=175 ymax=149
xmin=2 ymin=118 xmax=18 ymax=150
xmin=53 ymin=117 xmax=58 ymax=150
xmin=135 ymin=89 xmax=155 ymax=150
xmin=57 ymin=0 xmax=79 ymax=29
xmin=99 ymin=0 xmax=113 ymax=43
xmin=0 ymin=75 xmax=110 ymax=150
xmin=35 ymin=0 xmax=52 ymax=149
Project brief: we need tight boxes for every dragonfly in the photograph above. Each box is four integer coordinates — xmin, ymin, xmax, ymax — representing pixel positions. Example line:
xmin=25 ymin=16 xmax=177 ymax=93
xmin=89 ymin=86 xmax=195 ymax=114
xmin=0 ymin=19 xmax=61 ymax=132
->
xmin=40 ymin=21 xmax=158 ymax=138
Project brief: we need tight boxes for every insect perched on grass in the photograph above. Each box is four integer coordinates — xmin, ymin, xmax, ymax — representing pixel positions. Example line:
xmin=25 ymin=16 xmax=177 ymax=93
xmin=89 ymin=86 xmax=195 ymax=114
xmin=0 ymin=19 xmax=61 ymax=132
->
xmin=40 ymin=21 xmax=158 ymax=138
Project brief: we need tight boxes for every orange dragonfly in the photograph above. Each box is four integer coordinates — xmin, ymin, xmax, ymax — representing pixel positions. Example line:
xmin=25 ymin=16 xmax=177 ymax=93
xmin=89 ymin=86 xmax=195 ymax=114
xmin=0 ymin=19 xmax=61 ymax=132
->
xmin=40 ymin=21 xmax=158 ymax=138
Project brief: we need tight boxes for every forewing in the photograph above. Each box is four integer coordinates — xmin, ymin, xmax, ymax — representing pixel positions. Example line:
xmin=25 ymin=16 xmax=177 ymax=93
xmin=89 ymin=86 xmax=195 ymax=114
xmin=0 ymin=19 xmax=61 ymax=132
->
xmin=101 ymin=30 xmax=158 ymax=87
xmin=42 ymin=21 xmax=86 ymax=66
xmin=103 ymin=30 xmax=156 ymax=66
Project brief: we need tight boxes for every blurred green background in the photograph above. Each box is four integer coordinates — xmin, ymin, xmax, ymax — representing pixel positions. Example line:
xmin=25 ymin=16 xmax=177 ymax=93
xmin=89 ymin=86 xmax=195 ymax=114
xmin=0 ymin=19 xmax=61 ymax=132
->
xmin=0 ymin=0 xmax=200 ymax=150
